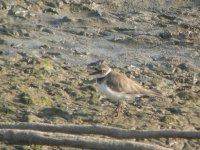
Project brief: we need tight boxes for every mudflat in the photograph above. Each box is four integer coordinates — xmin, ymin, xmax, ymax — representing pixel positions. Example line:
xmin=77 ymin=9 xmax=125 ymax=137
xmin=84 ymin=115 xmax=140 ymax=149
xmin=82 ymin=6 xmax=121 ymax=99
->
xmin=0 ymin=0 xmax=199 ymax=149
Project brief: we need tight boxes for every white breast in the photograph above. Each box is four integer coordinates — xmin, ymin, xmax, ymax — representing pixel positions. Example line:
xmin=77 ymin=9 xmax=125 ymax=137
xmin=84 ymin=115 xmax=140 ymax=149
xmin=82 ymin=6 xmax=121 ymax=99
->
xmin=96 ymin=81 xmax=136 ymax=101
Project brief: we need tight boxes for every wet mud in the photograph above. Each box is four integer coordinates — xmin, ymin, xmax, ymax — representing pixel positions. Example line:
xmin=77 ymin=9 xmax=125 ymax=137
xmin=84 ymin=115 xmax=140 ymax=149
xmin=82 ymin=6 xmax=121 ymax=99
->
xmin=0 ymin=0 xmax=200 ymax=149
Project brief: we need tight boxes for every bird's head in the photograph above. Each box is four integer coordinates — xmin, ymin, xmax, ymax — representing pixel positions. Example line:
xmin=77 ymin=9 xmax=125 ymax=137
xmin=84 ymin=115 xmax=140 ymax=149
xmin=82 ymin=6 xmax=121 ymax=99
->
xmin=87 ymin=60 xmax=111 ymax=78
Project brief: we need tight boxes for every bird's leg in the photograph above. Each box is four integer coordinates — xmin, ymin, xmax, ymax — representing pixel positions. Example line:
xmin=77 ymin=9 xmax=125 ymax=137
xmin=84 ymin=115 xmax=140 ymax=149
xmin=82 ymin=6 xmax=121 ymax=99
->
xmin=133 ymin=97 xmax=142 ymax=108
xmin=111 ymin=101 xmax=124 ymax=117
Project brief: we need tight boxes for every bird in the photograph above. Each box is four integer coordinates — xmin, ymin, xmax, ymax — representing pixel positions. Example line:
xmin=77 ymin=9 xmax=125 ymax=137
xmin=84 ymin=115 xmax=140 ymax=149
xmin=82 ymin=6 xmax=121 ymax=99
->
xmin=88 ymin=60 xmax=162 ymax=117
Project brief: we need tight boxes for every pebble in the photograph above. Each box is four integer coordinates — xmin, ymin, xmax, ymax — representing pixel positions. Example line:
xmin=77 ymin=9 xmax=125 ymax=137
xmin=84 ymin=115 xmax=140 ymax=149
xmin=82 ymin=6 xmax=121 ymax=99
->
xmin=159 ymin=31 xmax=172 ymax=39
xmin=167 ymin=107 xmax=182 ymax=114
xmin=42 ymin=28 xmax=54 ymax=34
xmin=43 ymin=8 xmax=58 ymax=14
xmin=61 ymin=16 xmax=73 ymax=22
xmin=177 ymin=63 xmax=189 ymax=70
xmin=8 ymin=5 xmax=31 ymax=18
xmin=0 ymin=1 xmax=7 ymax=9
xmin=177 ymin=32 xmax=187 ymax=40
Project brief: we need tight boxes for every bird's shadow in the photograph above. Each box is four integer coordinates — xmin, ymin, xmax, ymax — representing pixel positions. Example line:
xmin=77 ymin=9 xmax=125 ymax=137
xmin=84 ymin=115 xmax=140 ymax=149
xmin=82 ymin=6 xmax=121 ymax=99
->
xmin=38 ymin=107 xmax=102 ymax=121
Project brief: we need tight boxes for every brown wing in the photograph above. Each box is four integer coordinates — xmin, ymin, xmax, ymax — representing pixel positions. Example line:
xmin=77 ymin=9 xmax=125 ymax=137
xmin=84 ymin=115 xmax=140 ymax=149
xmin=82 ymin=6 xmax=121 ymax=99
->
xmin=106 ymin=71 xmax=161 ymax=97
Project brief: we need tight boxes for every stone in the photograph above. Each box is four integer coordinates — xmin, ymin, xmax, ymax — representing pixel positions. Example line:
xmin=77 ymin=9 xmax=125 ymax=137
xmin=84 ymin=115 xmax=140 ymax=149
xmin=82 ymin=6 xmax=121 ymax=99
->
xmin=159 ymin=31 xmax=172 ymax=39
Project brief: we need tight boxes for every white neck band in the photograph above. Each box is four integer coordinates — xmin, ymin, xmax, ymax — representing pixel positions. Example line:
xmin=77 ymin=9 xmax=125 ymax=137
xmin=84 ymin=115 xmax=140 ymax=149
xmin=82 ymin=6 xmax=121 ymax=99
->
xmin=96 ymin=68 xmax=111 ymax=78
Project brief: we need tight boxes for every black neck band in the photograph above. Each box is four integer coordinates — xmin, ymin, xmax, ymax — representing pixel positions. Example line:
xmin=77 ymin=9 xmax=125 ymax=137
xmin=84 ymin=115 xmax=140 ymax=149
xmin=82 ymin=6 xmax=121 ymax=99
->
xmin=96 ymin=76 xmax=106 ymax=84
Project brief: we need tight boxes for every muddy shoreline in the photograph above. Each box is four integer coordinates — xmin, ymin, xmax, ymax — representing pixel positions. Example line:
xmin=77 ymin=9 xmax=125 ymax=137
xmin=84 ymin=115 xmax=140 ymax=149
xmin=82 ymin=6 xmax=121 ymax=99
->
xmin=0 ymin=0 xmax=200 ymax=149
xmin=0 ymin=0 xmax=199 ymax=66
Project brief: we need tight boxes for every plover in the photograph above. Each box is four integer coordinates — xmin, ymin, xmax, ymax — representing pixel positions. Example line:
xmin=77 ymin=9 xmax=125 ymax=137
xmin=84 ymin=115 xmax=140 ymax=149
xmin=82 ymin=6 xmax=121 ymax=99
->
xmin=88 ymin=60 xmax=161 ymax=117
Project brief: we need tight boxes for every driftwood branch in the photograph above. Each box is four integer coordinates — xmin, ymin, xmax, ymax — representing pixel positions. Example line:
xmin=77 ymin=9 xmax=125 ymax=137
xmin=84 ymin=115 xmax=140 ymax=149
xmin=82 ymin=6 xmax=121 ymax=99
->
xmin=0 ymin=122 xmax=199 ymax=139
xmin=0 ymin=129 xmax=171 ymax=150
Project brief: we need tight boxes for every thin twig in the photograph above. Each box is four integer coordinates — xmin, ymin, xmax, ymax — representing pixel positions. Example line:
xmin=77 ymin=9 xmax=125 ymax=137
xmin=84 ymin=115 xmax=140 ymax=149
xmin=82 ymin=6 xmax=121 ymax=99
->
xmin=0 ymin=129 xmax=171 ymax=150
xmin=0 ymin=122 xmax=199 ymax=139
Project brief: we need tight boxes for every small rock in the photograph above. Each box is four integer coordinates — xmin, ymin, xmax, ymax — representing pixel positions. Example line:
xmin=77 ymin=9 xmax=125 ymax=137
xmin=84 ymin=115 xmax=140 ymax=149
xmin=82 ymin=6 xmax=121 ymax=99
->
xmin=89 ymin=9 xmax=102 ymax=17
xmin=21 ymin=29 xmax=30 ymax=37
xmin=8 ymin=5 xmax=30 ymax=18
xmin=24 ymin=68 xmax=33 ymax=74
xmin=176 ymin=91 xmax=197 ymax=101
xmin=167 ymin=107 xmax=182 ymax=114
xmin=30 ymin=83 xmax=40 ymax=89
xmin=177 ymin=32 xmax=187 ymax=40
xmin=46 ymin=1 xmax=64 ymax=8
xmin=57 ymin=1 xmax=64 ymax=8
xmin=159 ymin=31 xmax=172 ymax=39
xmin=63 ymin=0 xmax=70 ymax=4
xmin=46 ymin=2 xmax=57 ymax=8
xmin=61 ymin=16 xmax=73 ymax=22
xmin=177 ymin=63 xmax=188 ymax=70
xmin=145 ymin=63 xmax=155 ymax=70
xmin=100 ymin=31 xmax=111 ymax=36
xmin=46 ymin=52 xmax=61 ymax=56
xmin=43 ymin=8 xmax=58 ymax=14
xmin=36 ymin=24 xmax=43 ymax=30
xmin=39 ymin=44 xmax=50 ymax=49
xmin=42 ymin=28 xmax=54 ymax=34
xmin=52 ymin=83 xmax=61 ymax=88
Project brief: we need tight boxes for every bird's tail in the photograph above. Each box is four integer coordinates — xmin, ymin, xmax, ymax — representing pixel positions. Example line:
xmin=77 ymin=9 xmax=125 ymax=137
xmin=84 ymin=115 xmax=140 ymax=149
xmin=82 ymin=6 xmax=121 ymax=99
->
xmin=144 ymin=88 xmax=162 ymax=97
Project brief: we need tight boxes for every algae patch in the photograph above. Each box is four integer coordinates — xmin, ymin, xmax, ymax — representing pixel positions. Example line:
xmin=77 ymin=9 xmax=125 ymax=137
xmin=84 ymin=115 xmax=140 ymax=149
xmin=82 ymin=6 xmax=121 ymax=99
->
xmin=19 ymin=92 xmax=34 ymax=105
xmin=19 ymin=91 xmax=52 ymax=106
xmin=161 ymin=115 xmax=178 ymax=124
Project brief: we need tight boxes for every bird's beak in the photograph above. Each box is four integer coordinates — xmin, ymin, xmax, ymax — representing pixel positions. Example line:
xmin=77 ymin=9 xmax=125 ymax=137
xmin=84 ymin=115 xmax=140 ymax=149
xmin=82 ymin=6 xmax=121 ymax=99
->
xmin=88 ymin=67 xmax=101 ymax=75
xmin=87 ymin=62 xmax=100 ymax=75
xmin=87 ymin=61 xmax=98 ymax=67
